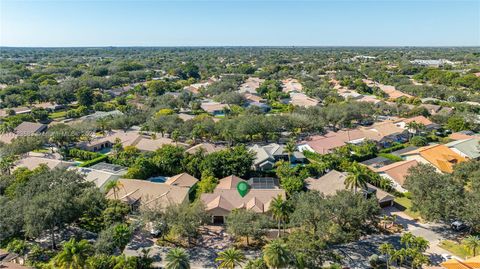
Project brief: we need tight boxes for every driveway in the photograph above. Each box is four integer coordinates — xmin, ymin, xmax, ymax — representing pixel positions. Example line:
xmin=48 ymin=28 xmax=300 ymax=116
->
xmin=383 ymin=206 xmax=457 ymax=264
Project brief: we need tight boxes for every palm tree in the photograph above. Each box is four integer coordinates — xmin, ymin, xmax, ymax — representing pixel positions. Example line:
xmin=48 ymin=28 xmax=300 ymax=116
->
xmin=463 ymin=235 xmax=480 ymax=257
xmin=391 ymin=249 xmax=407 ymax=268
xmin=284 ymin=139 xmax=296 ymax=163
xmin=105 ymin=179 xmax=124 ymax=199
xmin=344 ymin=162 xmax=368 ymax=194
xmin=244 ymin=258 xmax=267 ymax=269
xmin=165 ymin=248 xmax=190 ymax=269
xmin=269 ymin=195 xmax=291 ymax=237
xmin=262 ymin=240 xmax=290 ymax=269
xmin=113 ymin=254 xmax=138 ymax=269
xmin=0 ymin=155 xmax=17 ymax=175
xmin=379 ymin=243 xmax=394 ymax=269
xmin=411 ymin=252 xmax=430 ymax=269
xmin=216 ymin=248 xmax=245 ymax=269
xmin=52 ymin=238 xmax=93 ymax=269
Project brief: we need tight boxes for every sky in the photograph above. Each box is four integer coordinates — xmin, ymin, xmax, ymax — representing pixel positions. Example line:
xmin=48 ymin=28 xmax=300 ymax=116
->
xmin=0 ymin=0 xmax=479 ymax=47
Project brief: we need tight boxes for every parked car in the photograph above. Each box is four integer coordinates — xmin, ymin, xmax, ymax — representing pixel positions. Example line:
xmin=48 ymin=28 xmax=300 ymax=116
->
xmin=451 ymin=220 xmax=468 ymax=231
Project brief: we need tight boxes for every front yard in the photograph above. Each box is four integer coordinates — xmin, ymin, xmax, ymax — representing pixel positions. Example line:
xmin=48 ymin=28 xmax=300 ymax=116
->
xmin=439 ymin=240 xmax=472 ymax=259
xmin=394 ymin=196 xmax=421 ymax=220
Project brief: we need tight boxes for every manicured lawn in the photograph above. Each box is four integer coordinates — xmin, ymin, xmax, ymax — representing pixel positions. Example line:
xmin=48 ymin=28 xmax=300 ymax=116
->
xmin=50 ymin=110 xmax=67 ymax=119
xmin=394 ymin=196 xmax=421 ymax=219
xmin=439 ymin=240 xmax=471 ymax=259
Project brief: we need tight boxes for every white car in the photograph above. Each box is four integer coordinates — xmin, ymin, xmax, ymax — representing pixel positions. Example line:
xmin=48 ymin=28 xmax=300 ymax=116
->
xmin=441 ymin=254 xmax=452 ymax=261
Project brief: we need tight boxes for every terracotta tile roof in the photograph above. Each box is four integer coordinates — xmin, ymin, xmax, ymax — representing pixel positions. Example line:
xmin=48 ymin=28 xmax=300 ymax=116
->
xmin=449 ymin=132 xmax=479 ymax=141
xmin=373 ymin=160 xmax=419 ymax=186
xmin=164 ymin=173 xmax=199 ymax=188
xmin=402 ymin=116 xmax=434 ymax=126
xmin=15 ymin=156 xmax=75 ymax=171
xmin=200 ymin=102 xmax=229 ymax=113
xmin=442 ymin=255 xmax=480 ymax=269
xmin=402 ymin=144 xmax=467 ymax=173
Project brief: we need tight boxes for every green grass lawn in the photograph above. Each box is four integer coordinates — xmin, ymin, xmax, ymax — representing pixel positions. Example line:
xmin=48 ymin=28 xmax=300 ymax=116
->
xmin=394 ymin=196 xmax=421 ymax=219
xmin=439 ymin=240 xmax=472 ymax=259
xmin=50 ymin=110 xmax=67 ymax=119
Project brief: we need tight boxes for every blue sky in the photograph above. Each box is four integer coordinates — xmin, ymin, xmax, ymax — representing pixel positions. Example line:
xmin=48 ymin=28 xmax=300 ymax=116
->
xmin=1 ymin=0 xmax=479 ymax=47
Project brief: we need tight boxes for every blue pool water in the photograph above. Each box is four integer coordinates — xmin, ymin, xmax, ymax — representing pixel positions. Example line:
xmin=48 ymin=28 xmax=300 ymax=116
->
xmin=149 ymin=176 xmax=167 ymax=183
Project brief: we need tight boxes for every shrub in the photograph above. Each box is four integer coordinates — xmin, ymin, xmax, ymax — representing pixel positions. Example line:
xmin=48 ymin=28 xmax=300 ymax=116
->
xmin=79 ymin=155 xmax=108 ymax=167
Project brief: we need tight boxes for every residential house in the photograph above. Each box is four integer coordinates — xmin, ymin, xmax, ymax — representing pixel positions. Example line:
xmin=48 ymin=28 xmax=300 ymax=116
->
xmin=289 ymin=93 xmax=319 ymax=108
xmin=32 ymin=102 xmax=64 ymax=111
xmin=164 ymin=172 xmax=199 ymax=189
xmin=449 ymin=131 xmax=479 ymax=141
xmin=134 ymin=136 xmax=187 ymax=152
xmin=360 ymin=156 xmax=394 ymax=169
xmin=200 ymin=102 xmax=229 ymax=116
xmin=398 ymin=116 xmax=440 ymax=132
xmin=441 ymin=255 xmax=480 ymax=269
xmin=282 ymin=78 xmax=303 ymax=93
xmin=13 ymin=122 xmax=47 ymax=136
xmin=177 ymin=113 xmax=195 ymax=121
xmin=243 ymin=93 xmax=265 ymax=103
xmin=446 ymin=138 xmax=480 ymax=160
xmin=72 ymin=162 xmax=127 ymax=189
xmin=304 ymin=170 xmax=395 ymax=207
xmin=249 ymin=143 xmax=305 ymax=171
xmin=200 ymin=175 xmax=286 ymax=224
xmin=14 ymin=156 xmax=75 ymax=171
xmin=400 ymin=144 xmax=467 ymax=173
xmin=0 ymin=106 xmax=31 ymax=117
xmin=410 ymin=59 xmax=454 ymax=67
xmin=238 ymin=77 xmax=264 ymax=94
xmin=246 ymin=101 xmax=271 ymax=112
xmin=186 ymin=143 xmax=223 ymax=155
xmin=106 ymin=178 xmax=190 ymax=210
xmin=78 ymin=130 xmax=142 ymax=152
xmin=368 ymin=160 xmax=419 ymax=193
xmin=363 ymin=79 xmax=412 ymax=100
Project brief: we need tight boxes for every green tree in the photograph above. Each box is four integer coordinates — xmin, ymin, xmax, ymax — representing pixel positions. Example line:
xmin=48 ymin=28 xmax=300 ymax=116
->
xmin=344 ymin=162 xmax=368 ymax=194
xmin=244 ymin=258 xmax=267 ymax=269
xmin=216 ymin=248 xmax=246 ymax=269
xmin=463 ymin=235 xmax=480 ymax=257
xmin=225 ymin=209 xmax=268 ymax=246
xmin=165 ymin=248 xmax=190 ymax=269
xmin=76 ymin=87 xmax=94 ymax=107
xmin=51 ymin=238 xmax=93 ymax=269
xmin=262 ymin=240 xmax=290 ymax=269
xmin=379 ymin=243 xmax=394 ymax=269
xmin=195 ymin=170 xmax=218 ymax=198
xmin=269 ymin=195 xmax=291 ymax=237
xmin=284 ymin=139 xmax=296 ymax=163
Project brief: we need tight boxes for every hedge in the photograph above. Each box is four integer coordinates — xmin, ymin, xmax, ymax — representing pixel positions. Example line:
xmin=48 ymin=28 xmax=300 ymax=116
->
xmin=69 ymin=148 xmax=102 ymax=161
xmin=78 ymin=155 xmax=108 ymax=167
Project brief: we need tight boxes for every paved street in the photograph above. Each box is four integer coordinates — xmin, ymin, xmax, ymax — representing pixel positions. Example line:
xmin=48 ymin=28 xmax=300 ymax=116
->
xmin=383 ymin=206 xmax=457 ymax=264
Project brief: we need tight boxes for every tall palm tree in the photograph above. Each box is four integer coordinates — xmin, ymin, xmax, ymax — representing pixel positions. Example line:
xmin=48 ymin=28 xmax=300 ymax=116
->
xmin=284 ymin=139 xmax=296 ymax=163
xmin=463 ymin=235 xmax=480 ymax=257
xmin=105 ymin=180 xmax=124 ymax=199
xmin=345 ymin=162 xmax=368 ymax=194
xmin=52 ymin=238 xmax=93 ymax=269
xmin=269 ymin=195 xmax=291 ymax=237
xmin=165 ymin=248 xmax=190 ymax=269
xmin=113 ymin=254 xmax=137 ymax=269
xmin=411 ymin=252 xmax=430 ymax=269
xmin=216 ymin=248 xmax=245 ymax=269
xmin=262 ymin=240 xmax=290 ymax=269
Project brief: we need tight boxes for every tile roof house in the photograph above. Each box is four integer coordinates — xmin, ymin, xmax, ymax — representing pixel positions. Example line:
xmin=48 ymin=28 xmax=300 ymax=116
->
xmin=289 ymin=93 xmax=319 ymax=108
xmin=200 ymin=102 xmax=230 ymax=116
xmin=164 ymin=173 xmax=199 ymax=189
xmin=185 ymin=143 xmax=223 ymax=155
xmin=449 ymin=131 xmax=479 ymax=141
xmin=238 ymin=77 xmax=265 ymax=94
xmin=441 ymin=255 xmax=480 ymax=269
xmin=446 ymin=138 xmax=480 ymax=160
xmin=13 ymin=122 xmax=47 ymax=136
xmin=200 ymin=175 xmax=286 ymax=224
xmin=281 ymin=78 xmax=303 ymax=93
xmin=78 ymin=130 xmax=143 ymax=152
xmin=304 ymin=170 xmax=395 ymax=207
xmin=106 ymin=178 xmax=189 ymax=209
xmin=400 ymin=144 xmax=467 ymax=173
xmin=368 ymin=160 xmax=419 ymax=193
xmin=134 ymin=137 xmax=187 ymax=152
